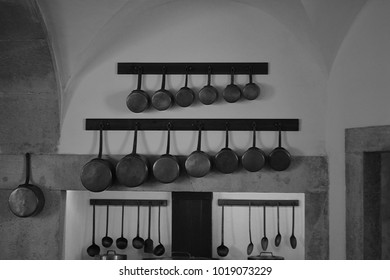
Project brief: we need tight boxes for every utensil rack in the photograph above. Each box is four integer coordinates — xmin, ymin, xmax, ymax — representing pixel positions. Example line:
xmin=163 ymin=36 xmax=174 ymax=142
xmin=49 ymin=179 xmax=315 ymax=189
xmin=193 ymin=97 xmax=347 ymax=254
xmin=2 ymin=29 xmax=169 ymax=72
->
xmin=90 ymin=199 xmax=168 ymax=206
xmin=85 ymin=118 xmax=299 ymax=131
xmin=218 ymin=199 xmax=299 ymax=207
xmin=117 ymin=62 xmax=268 ymax=75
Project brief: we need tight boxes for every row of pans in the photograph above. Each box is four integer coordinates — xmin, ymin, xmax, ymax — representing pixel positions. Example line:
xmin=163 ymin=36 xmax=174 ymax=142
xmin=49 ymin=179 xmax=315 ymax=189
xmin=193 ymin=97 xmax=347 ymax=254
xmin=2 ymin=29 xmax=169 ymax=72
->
xmin=80 ymin=123 xmax=291 ymax=192
xmin=127 ymin=67 xmax=260 ymax=113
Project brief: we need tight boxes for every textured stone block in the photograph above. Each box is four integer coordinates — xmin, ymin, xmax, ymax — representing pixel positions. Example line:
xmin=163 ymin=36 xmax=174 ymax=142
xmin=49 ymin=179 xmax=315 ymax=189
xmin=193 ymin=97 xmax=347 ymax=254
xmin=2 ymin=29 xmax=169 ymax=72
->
xmin=0 ymin=40 xmax=57 ymax=93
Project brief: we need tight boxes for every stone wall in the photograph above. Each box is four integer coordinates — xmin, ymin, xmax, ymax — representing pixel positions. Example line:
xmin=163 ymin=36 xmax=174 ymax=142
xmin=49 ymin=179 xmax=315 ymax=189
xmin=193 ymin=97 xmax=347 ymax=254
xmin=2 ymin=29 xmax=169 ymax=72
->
xmin=0 ymin=0 xmax=63 ymax=260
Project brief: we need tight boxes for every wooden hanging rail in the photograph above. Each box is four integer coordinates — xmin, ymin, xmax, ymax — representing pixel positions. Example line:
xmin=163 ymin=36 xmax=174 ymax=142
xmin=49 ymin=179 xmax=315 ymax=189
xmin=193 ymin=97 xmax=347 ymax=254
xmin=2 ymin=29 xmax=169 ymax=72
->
xmin=90 ymin=199 xmax=168 ymax=206
xmin=218 ymin=199 xmax=299 ymax=207
xmin=85 ymin=118 xmax=299 ymax=131
xmin=117 ymin=62 xmax=268 ymax=75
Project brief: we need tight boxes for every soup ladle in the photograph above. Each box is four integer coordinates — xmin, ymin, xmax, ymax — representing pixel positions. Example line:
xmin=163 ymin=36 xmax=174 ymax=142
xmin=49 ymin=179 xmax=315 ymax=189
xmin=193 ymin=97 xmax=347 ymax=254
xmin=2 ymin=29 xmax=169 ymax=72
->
xmin=217 ymin=205 xmax=229 ymax=257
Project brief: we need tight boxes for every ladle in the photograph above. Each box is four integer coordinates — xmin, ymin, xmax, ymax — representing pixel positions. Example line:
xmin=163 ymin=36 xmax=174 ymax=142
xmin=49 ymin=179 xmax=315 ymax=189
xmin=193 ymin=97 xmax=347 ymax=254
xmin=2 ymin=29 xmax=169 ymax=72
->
xmin=116 ymin=204 xmax=128 ymax=250
xmin=274 ymin=203 xmax=282 ymax=247
xmin=217 ymin=205 xmax=229 ymax=257
xmin=144 ymin=205 xmax=154 ymax=253
xmin=86 ymin=204 xmax=100 ymax=257
xmin=290 ymin=205 xmax=297 ymax=249
xmin=246 ymin=203 xmax=254 ymax=255
xmin=153 ymin=205 xmax=165 ymax=256
xmin=102 ymin=205 xmax=113 ymax=248
xmin=132 ymin=204 xmax=145 ymax=249
xmin=261 ymin=205 xmax=268 ymax=251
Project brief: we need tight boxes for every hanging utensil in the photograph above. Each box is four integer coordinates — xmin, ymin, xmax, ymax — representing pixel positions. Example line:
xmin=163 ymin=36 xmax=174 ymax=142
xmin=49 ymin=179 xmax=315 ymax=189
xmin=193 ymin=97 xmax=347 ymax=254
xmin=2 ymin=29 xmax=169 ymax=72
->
xmin=152 ymin=67 xmax=174 ymax=111
xmin=217 ymin=205 xmax=229 ymax=257
xmin=102 ymin=205 xmax=113 ymax=248
xmin=132 ymin=204 xmax=145 ymax=249
xmin=153 ymin=205 xmax=165 ymax=256
xmin=126 ymin=67 xmax=150 ymax=113
xmin=175 ymin=67 xmax=195 ymax=107
xmin=116 ymin=123 xmax=149 ymax=187
xmin=86 ymin=203 xmax=100 ymax=257
xmin=222 ymin=67 xmax=241 ymax=103
xmin=153 ymin=123 xmax=180 ymax=183
xmin=242 ymin=66 xmax=260 ymax=100
xmin=8 ymin=153 xmax=45 ymax=218
xmin=274 ymin=203 xmax=282 ymax=247
xmin=80 ymin=124 xmax=113 ymax=192
xmin=214 ymin=123 xmax=239 ymax=174
xmin=261 ymin=205 xmax=268 ymax=251
xmin=199 ymin=66 xmax=218 ymax=105
xmin=241 ymin=122 xmax=266 ymax=172
xmin=116 ymin=204 xmax=128 ymax=250
xmin=247 ymin=203 xmax=254 ymax=255
xmin=185 ymin=124 xmax=211 ymax=178
xmin=290 ymin=204 xmax=297 ymax=249
xmin=268 ymin=124 xmax=291 ymax=171
xmin=144 ymin=205 xmax=154 ymax=253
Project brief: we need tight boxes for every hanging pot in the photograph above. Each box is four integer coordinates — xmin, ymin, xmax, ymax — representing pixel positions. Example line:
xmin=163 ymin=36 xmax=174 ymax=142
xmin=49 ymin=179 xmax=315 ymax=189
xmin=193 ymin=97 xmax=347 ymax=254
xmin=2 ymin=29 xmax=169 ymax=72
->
xmin=153 ymin=123 xmax=180 ymax=183
xmin=96 ymin=250 xmax=127 ymax=260
xmin=268 ymin=124 xmax=291 ymax=171
xmin=242 ymin=66 xmax=260 ymax=100
xmin=222 ymin=67 xmax=241 ymax=103
xmin=116 ymin=123 xmax=149 ymax=187
xmin=198 ymin=66 xmax=218 ymax=105
xmin=80 ymin=124 xmax=114 ymax=192
xmin=214 ymin=124 xmax=239 ymax=174
xmin=241 ymin=123 xmax=266 ymax=172
xmin=126 ymin=67 xmax=150 ymax=113
xmin=185 ymin=124 xmax=211 ymax=178
xmin=152 ymin=67 xmax=174 ymax=111
xmin=175 ymin=67 xmax=195 ymax=107
xmin=8 ymin=153 xmax=45 ymax=218
xmin=248 ymin=252 xmax=284 ymax=260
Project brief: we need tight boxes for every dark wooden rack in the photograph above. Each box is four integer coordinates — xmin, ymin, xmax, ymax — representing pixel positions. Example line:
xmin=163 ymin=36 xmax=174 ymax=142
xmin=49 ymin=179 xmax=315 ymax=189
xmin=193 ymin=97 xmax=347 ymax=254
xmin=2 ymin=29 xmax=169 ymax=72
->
xmin=218 ymin=199 xmax=299 ymax=207
xmin=90 ymin=199 xmax=167 ymax=206
xmin=117 ymin=62 xmax=268 ymax=75
xmin=85 ymin=118 xmax=299 ymax=131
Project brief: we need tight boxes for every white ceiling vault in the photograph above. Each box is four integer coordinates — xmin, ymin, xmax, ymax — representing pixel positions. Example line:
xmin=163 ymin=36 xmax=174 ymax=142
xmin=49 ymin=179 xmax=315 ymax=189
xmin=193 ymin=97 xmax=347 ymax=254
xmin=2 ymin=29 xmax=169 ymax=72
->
xmin=36 ymin=0 xmax=368 ymax=118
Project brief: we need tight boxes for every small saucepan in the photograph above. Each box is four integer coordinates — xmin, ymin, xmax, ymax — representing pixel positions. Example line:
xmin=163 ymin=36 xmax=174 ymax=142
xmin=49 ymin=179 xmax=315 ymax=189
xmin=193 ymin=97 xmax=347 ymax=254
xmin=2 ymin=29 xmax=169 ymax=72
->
xmin=241 ymin=123 xmax=266 ymax=172
xmin=242 ymin=66 xmax=260 ymax=100
xmin=175 ymin=67 xmax=195 ymax=107
xmin=96 ymin=250 xmax=127 ymax=260
xmin=185 ymin=124 xmax=211 ymax=178
xmin=222 ymin=67 xmax=241 ymax=103
xmin=268 ymin=124 xmax=291 ymax=171
xmin=198 ymin=66 xmax=218 ymax=105
xmin=152 ymin=67 xmax=174 ymax=111
xmin=116 ymin=123 xmax=149 ymax=187
xmin=214 ymin=124 xmax=239 ymax=174
xmin=153 ymin=123 xmax=180 ymax=183
xmin=126 ymin=67 xmax=150 ymax=113
xmin=8 ymin=153 xmax=45 ymax=218
xmin=80 ymin=124 xmax=114 ymax=192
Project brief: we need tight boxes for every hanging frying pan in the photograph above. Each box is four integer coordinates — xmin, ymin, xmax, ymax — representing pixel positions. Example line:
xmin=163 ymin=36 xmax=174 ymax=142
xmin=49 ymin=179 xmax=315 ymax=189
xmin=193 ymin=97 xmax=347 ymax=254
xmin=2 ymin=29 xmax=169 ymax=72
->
xmin=175 ymin=67 xmax=195 ymax=107
xmin=214 ymin=124 xmax=239 ymax=174
xmin=153 ymin=123 xmax=180 ymax=183
xmin=8 ymin=153 xmax=45 ymax=218
xmin=222 ymin=67 xmax=241 ymax=103
xmin=116 ymin=123 xmax=149 ymax=187
xmin=151 ymin=67 xmax=174 ymax=111
xmin=198 ymin=66 xmax=218 ymax=105
xmin=80 ymin=124 xmax=114 ymax=192
xmin=185 ymin=124 xmax=211 ymax=178
xmin=268 ymin=124 xmax=291 ymax=171
xmin=242 ymin=66 xmax=260 ymax=100
xmin=241 ymin=123 xmax=266 ymax=172
xmin=126 ymin=67 xmax=150 ymax=113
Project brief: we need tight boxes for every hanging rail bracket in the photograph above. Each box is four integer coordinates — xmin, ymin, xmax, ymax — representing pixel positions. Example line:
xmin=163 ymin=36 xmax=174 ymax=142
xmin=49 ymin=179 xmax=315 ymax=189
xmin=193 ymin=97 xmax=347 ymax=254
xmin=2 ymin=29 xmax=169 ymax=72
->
xmin=85 ymin=119 xmax=299 ymax=131
xmin=117 ymin=62 xmax=268 ymax=75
